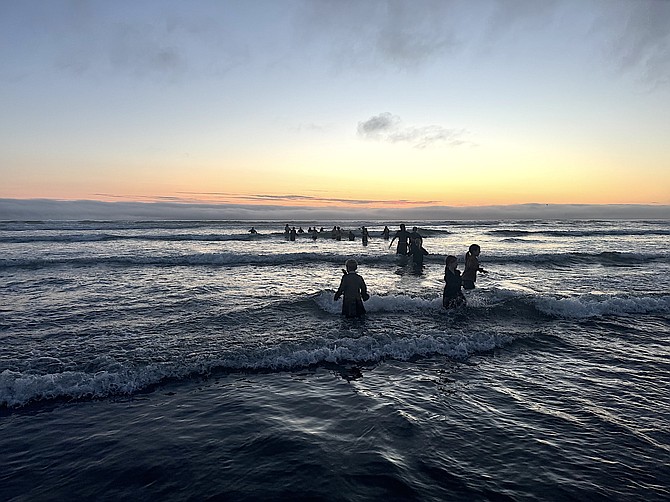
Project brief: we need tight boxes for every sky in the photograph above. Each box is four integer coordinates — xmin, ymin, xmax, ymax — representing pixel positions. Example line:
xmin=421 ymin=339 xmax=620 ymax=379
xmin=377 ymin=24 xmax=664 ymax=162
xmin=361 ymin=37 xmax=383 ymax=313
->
xmin=1 ymin=0 xmax=669 ymax=219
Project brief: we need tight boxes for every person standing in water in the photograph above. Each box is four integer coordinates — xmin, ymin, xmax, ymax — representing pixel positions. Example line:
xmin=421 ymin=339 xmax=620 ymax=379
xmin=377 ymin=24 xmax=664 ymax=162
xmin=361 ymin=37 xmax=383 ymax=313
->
xmin=389 ymin=224 xmax=411 ymax=255
xmin=361 ymin=226 xmax=370 ymax=246
xmin=381 ymin=226 xmax=390 ymax=240
xmin=410 ymin=226 xmax=422 ymax=244
xmin=334 ymin=259 xmax=370 ymax=318
xmin=462 ymin=244 xmax=487 ymax=290
xmin=409 ymin=235 xmax=429 ymax=272
xmin=443 ymin=255 xmax=466 ymax=309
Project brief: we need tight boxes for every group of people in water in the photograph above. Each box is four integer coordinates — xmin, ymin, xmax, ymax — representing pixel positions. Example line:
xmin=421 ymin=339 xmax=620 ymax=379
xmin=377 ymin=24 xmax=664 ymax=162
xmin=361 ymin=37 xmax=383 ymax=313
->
xmin=330 ymin=223 xmax=487 ymax=318
xmin=278 ymin=224 xmax=374 ymax=244
xmin=251 ymin=222 xmax=487 ymax=318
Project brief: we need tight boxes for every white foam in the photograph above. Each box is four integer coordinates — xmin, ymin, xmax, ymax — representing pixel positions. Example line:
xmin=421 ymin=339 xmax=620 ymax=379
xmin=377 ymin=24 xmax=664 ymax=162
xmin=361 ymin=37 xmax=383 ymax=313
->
xmin=314 ymin=290 xmax=442 ymax=314
xmin=534 ymin=295 xmax=670 ymax=319
xmin=0 ymin=328 xmax=513 ymax=408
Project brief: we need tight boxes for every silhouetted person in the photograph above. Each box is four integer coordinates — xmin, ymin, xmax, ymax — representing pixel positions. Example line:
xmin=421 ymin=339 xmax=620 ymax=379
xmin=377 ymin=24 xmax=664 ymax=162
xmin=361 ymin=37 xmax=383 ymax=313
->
xmin=389 ymin=224 xmax=411 ymax=255
xmin=381 ymin=226 xmax=390 ymax=240
xmin=348 ymin=230 xmax=355 ymax=241
xmin=361 ymin=226 xmax=370 ymax=246
xmin=289 ymin=227 xmax=297 ymax=241
xmin=443 ymin=255 xmax=466 ymax=309
xmin=462 ymin=244 xmax=487 ymax=290
xmin=409 ymin=235 xmax=429 ymax=271
xmin=334 ymin=259 xmax=369 ymax=318
xmin=249 ymin=226 xmax=258 ymax=234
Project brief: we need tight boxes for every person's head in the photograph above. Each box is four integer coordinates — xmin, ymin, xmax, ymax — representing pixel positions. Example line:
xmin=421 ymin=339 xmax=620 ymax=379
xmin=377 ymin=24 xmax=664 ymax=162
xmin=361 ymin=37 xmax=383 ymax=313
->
xmin=412 ymin=226 xmax=418 ymax=232
xmin=468 ymin=244 xmax=481 ymax=256
xmin=446 ymin=255 xmax=458 ymax=271
xmin=400 ymin=224 xmax=406 ymax=230
xmin=345 ymin=259 xmax=358 ymax=272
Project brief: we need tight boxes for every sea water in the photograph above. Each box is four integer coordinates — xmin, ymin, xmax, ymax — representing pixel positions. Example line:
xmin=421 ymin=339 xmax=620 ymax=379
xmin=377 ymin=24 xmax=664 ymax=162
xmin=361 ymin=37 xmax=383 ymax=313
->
xmin=1 ymin=219 xmax=669 ymax=500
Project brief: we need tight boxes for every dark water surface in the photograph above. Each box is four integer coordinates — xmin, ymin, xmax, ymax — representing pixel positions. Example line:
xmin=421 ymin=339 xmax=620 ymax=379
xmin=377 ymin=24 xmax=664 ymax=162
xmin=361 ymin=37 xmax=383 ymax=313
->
xmin=1 ymin=219 xmax=669 ymax=500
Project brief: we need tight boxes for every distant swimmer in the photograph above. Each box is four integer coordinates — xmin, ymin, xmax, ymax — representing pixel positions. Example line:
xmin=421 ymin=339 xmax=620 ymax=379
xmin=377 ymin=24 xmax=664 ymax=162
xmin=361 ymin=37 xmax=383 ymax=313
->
xmin=249 ymin=226 xmax=258 ymax=234
xmin=389 ymin=224 xmax=411 ymax=255
xmin=348 ymin=230 xmax=355 ymax=241
xmin=361 ymin=226 xmax=370 ymax=246
xmin=410 ymin=226 xmax=421 ymax=239
xmin=289 ymin=227 xmax=297 ymax=241
xmin=443 ymin=255 xmax=466 ymax=309
xmin=381 ymin=225 xmax=390 ymax=240
xmin=284 ymin=224 xmax=290 ymax=235
xmin=334 ymin=259 xmax=370 ymax=318
xmin=462 ymin=244 xmax=487 ymax=290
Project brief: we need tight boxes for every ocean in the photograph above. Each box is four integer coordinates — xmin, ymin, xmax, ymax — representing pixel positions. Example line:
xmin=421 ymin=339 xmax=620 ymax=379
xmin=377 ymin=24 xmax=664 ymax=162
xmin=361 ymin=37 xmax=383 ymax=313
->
xmin=1 ymin=218 xmax=669 ymax=501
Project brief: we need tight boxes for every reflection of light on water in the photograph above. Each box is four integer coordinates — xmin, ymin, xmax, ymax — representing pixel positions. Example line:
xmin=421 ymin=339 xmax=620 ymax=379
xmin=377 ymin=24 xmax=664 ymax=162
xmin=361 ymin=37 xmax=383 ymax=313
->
xmin=497 ymin=280 xmax=537 ymax=294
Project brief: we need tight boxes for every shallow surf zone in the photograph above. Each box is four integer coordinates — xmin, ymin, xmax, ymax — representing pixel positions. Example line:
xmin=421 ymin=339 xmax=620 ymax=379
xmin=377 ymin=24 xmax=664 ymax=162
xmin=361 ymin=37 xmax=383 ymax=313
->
xmin=0 ymin=317 xmax=509 ymax=408
xmin=2 ymin=288 xmax=668 ymax=410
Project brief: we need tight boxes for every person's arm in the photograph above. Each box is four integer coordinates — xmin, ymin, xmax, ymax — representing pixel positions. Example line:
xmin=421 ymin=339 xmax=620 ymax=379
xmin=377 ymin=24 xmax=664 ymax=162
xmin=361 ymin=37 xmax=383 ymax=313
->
xmin=360 ymin=276 xmax=369 ymax=301
xmin=389 ymin=236 xmax=397 ymax=248
xmin=334 ymin=276 xmax=345 ymax=301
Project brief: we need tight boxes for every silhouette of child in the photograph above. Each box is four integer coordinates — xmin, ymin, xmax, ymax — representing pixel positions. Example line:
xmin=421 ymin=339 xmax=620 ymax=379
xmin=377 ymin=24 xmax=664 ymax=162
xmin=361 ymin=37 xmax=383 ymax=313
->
xmin=334 ymin=259 xmax=370 ymax=318
xmin=409 ymin=235 xmax=429 ymax=270
xmin=443 ymin=255 xmax=466 ymax=309
xmin=462 ymin=244 xmax=486 ymax=290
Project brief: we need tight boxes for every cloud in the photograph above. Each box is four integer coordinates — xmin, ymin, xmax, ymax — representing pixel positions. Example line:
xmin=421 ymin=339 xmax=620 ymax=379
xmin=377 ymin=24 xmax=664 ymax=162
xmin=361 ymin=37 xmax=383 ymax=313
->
xmin=295 ymin=0 xmax=462 ymax=72
xmin=357 ymin=113 xmax=470 ymax=148
xmin=176 ymin=192 xmax=438 ymax=206
xmin=2 ymin=199 xmax=668 ymax=222
xmin=295 ymin=0 xmax=670 ymax=88
xmin=599 ymin=0 xmax=670 ymax=87
xmin=3 ymin=1 xmax=250 ymax=82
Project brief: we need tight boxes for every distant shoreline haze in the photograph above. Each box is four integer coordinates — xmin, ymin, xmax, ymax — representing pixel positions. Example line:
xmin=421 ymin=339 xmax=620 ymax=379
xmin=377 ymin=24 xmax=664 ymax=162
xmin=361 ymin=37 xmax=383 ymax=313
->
xmin=0 ymin=199 xmax=668 ymax=221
